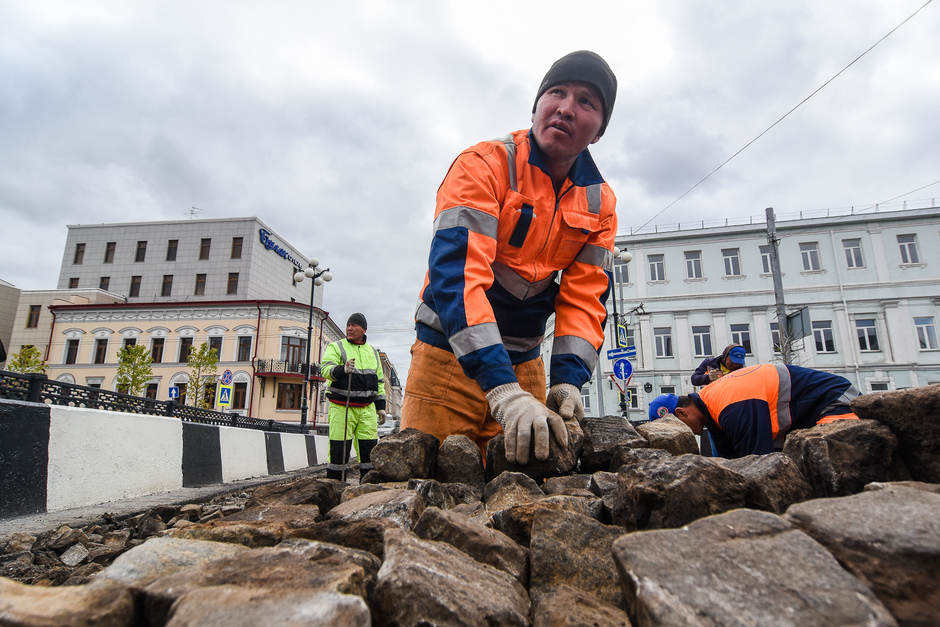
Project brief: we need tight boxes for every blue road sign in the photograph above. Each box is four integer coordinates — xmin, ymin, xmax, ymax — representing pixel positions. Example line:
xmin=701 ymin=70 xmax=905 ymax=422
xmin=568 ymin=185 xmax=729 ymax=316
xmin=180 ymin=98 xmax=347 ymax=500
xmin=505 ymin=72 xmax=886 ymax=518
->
xmin=614 ymin=358 xmax=633 ymax=380
xmin=217 ymin=385 xmax=232 ymax=407
xmin=168 ymin=386 xmax=179 ymax=399
xmin=607 ymin=346 xmax=637 ymax=360
xmin=221 ymin=369 xmax=233 ymax=385
xmin=617 ymin=324 xmax=627 ymax=347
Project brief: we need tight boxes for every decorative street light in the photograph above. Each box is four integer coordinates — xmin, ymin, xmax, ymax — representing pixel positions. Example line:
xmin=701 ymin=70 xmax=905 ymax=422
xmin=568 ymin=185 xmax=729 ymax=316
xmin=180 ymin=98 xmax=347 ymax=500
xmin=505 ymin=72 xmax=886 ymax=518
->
xmin=293 ymin=258 xmax=332 ymax=431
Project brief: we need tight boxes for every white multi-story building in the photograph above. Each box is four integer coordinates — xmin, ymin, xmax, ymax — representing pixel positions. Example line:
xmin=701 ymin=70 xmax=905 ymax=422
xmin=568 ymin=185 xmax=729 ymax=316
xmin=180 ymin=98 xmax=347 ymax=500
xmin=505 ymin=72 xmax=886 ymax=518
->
xmin=556 ymin=202 xmax=940 ymax=420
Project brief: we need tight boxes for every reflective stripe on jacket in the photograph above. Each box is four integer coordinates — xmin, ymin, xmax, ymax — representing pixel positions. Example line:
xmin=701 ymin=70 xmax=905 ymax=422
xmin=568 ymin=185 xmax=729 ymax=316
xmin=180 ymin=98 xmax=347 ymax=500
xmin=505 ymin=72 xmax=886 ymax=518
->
xmin=695 ymin=363 xmax=858 ymax=457
xmin=321 ymin=338 xmax=387 ymax=411
xmin=415 ymin=129 xmax=617 ymax=391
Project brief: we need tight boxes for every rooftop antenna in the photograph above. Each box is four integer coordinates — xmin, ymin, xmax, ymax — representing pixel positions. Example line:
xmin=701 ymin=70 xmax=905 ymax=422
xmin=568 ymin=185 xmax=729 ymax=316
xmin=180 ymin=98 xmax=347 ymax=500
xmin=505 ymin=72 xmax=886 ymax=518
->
xmin=187 ymin=206 xmax=205 ymax=219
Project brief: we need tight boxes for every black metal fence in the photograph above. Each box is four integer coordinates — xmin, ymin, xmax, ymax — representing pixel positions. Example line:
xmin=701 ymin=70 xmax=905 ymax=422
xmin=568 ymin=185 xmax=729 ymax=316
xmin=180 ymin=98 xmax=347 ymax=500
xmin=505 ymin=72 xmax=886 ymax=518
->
xmin=0 ymin=370 xmax=308 ymax=434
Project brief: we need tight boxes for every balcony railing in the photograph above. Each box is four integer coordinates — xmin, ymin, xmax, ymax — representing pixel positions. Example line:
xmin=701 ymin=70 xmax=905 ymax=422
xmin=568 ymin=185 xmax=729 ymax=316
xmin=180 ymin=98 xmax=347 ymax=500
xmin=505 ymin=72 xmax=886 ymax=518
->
xmin=255 ymin=360 xmax=322 ymax=379
xmin=0 ymin=370 xmax=308 ymax=434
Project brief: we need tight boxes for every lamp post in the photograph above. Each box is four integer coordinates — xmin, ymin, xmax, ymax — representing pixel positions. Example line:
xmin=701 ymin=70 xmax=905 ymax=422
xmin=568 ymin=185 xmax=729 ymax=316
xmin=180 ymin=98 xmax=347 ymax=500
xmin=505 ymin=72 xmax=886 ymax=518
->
xmin=293 ymin=258 xmax=332 ymax=431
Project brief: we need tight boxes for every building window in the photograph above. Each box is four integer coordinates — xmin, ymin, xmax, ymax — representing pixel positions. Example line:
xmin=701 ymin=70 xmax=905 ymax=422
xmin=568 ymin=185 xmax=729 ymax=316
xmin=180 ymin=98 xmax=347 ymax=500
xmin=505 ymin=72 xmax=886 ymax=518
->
xmin=123 ymin=337 xmax=137 ymax=348
xmin=204 ymin=381 xmax=217 ymax=408
xmin=68 ymin=277 xmax=79 ymax=289
xmin=842 ymin=239 xmax=864 ymax=268
xmin=730 ymin=323 xmax=751 ymax=353
xmin=277 ymin=383 xmax=302 ymax=410
xmin=199 ymin=238 xmax=211 ymax=260
xmin=231 ymin=237 xmax=243 ymax=259
xmin=627 ymin=386 xmax=639 ymax=409
xmin=281 ymin=336 xmax=306 ymax=365
xmin=613 ymin=258 xmax=629 ymax=284
xmin=625 ymin=328 xmax=636 ymax=349
xmin=145 ymin=383 xmax=159 ymax=400
xmin=73 ymin=243 xmax=85 ymax=264
xmin=177 ymin=382 xmax=187 ymax=405
xmin=237 ymin=336 xmax=252 ymax=362
xmin=800 ymin=242 xmax=820 ymax=271
xmin=580 ymin=387 xmax=591 ymax=411
xmin=99 ymin=277 xmax=110 ymax=291
xmin=898 ymin=234 xmax=920 ymax=264
xmin=151 ymin=338 xmax=164 ymax=363
xmin=104 ymin=242 xmax=116 ymax=263
xmin=194 ymin=274 xmax=206 ymax=296
xmin=722 ymin=248 xmax=741 ymax=276
xmin=233 ymin=382 xmax=247 ymax=409
xmin=26 ymin=305 xmax=41 ymax=328
xmin=813 ymin=321 xmax=836 ymax=353
xmin=856 ymin=319 xmax=880 ymax=352
xmin=648 ymin=254 xmax=665 ymax=282
xmin=692 ymin=326 xmax=712 ymax=357
xmin=685 ymin=251 xmax=702 ymax=279
xmin=915 ymin=317 xmax=939 ymax=350
xmin=94 ymin=339 xmax=108 ymax=364
xmin=65 ymin=339 xmax=79 ymax=365
xmin=759 ymin=245 xmax=772 ymax=273
xmin=770 ymin=322 xmax=781 ymax=354
xmin=178 ymin=337 xmax=194 ymax=362
xmin=870 ymin=382 xmax=890 ymax=392
xmin=135 ymin=241 xmax=147 ymax=262
xmin=654 ymin=327 xmax=673 ymax=357
xmin=208 ymin=336 xmax=222 ymax=359
xmin=166 ymin=239 xmax=178 ymax=261
xmin=161 ymin=275 xmax=173 ymax=297
xmin=660 ymin=385 xmax=676 ymax=395
xmin=129 ymin=276 xmax=141 ymax=297
xmin=227 ymin=272 xmax=239 ymax=295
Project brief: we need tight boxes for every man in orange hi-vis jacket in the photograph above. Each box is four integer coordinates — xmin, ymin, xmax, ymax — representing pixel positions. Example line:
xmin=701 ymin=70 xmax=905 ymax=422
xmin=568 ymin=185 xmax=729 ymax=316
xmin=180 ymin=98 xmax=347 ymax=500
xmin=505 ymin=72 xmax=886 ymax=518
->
xmin=401 ymin=51 xmax=618 ymax=465
xmin=649 ymin=363 xmax=860 ymax=458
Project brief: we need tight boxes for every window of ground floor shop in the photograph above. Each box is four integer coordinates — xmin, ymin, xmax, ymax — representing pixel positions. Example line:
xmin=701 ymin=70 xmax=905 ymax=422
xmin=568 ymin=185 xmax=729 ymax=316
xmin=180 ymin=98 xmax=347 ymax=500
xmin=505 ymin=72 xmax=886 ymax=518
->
xmin=277 ymin=382 xmax=302 ymax=410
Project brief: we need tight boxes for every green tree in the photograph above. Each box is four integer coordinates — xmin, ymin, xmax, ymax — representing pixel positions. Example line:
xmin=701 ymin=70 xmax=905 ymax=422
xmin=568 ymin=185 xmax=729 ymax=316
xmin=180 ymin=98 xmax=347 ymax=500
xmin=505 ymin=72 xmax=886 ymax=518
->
xmin=7 ymin=345 xmax=46 ymax=374
xmin=186 ymin=341 xmax=219 ymax=409
xmin=116 ymin=344 xmax=154 ymax=396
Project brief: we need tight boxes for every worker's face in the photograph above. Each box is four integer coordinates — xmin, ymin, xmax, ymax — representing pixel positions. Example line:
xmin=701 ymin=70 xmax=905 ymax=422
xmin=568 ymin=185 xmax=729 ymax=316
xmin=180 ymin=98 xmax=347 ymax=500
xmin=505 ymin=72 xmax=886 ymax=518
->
xmin=673 ymin=404 xmax=705 ymax=436
xmin=723 ymin=358 xmax=744 ymax=372
xmin=346 ymin=323 xmax=365 ymax=343
xmin=531 ymin=81 xmax=604 ymax=165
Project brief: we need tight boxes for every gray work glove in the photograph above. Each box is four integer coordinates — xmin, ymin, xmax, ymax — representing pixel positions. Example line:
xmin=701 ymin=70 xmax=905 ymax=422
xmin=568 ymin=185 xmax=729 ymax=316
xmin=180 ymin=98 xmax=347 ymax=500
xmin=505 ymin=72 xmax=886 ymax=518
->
xmin=486 ymin=382 xmax=567 ymax=464
xmin=708 ymin=368 xmax=722 ymax=382
xmin=344 ymin=358 xmax=356 ymax=373
xmin=546 ymin=383 xmax=585 ymax=424
xmin=377 ymin=409 xmax=387 ymax=425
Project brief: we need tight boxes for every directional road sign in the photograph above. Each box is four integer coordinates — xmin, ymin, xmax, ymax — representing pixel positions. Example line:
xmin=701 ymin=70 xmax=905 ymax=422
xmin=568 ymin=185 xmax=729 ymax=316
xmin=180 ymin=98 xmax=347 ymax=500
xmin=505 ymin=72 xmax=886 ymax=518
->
xmin=607 ymin=346 xmax=637 ymax=360
xmin=613 ymin=358 xmax=633 ymax=381
xmin=168 ymin=386 xmax=179 ymax=399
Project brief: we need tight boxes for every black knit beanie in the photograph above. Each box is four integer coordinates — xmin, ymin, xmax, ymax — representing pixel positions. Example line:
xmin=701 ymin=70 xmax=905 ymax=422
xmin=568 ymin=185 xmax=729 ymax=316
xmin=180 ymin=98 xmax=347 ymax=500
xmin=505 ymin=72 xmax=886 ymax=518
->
xmin=347 ymin=312 xmax=367 ymax=329
xmin=532 ymin=50 xmax=618 ymax=136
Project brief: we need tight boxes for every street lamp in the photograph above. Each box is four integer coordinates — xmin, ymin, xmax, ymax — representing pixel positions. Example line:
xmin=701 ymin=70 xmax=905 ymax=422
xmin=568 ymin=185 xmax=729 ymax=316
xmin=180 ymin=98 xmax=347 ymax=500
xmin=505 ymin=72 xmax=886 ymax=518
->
xmin=293 ymin=258 xmax=333 ymax=431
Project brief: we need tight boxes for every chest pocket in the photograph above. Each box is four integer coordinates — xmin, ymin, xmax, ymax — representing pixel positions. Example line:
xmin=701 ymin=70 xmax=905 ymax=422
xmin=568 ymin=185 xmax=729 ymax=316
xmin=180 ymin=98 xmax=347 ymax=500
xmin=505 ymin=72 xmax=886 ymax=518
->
xmin=495 ymin=189 xmax=539 ymax=260
xmin=548 ymin=208 xmax=599 ymax=267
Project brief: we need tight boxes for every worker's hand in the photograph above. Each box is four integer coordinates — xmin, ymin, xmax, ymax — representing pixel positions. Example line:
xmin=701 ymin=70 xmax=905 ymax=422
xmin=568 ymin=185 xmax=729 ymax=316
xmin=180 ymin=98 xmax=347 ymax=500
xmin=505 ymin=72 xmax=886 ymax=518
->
xmin=486 ymin=382 xmax=567 ymax=464
xmin=546 ymin=383 xmax=585 ymax=424
xmin=708 ymin=368 xmax=722 ymax=382
xmin=377 ymin=409 xmax=387 ymax=425
xmin=344 ymin=358 xmax=356 ymax=373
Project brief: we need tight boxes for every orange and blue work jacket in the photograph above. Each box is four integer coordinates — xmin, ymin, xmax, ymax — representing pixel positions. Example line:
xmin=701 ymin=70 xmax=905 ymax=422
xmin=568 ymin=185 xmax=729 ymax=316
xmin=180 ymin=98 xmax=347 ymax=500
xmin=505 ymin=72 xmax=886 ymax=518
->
xmin=415 ymin=129 xmax=617 ymax=392
xmin=692 ymin=363 xmax=859 ymax=458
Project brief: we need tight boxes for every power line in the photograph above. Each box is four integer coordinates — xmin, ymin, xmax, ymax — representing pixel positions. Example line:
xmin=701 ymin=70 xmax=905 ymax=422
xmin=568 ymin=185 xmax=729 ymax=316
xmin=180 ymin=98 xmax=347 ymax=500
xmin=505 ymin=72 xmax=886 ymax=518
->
xmin=634 ymin=0 xmax=934 ymax=233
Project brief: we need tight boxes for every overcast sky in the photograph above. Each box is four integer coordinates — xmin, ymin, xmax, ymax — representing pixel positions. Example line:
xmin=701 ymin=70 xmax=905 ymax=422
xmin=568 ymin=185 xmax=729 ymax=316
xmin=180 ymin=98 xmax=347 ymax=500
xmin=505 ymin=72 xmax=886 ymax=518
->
xmin=2 ymin=0 xmax=938 ymax=383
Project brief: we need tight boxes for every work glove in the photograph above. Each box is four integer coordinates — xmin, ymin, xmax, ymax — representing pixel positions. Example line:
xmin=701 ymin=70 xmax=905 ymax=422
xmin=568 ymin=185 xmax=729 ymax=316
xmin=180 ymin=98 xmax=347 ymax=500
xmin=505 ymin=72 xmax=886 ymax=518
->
xmin=546 ymin=383 xmax=585 ymax=424
xmin=377 ymin=409 xmax=387 ymax=425
xmin=486 ymin=382 xmax=567 ymax=464
xmin=708 ymin=368 xmax=722 ymax=382
xmin=344 ymin=358 xmax=356 ymax=374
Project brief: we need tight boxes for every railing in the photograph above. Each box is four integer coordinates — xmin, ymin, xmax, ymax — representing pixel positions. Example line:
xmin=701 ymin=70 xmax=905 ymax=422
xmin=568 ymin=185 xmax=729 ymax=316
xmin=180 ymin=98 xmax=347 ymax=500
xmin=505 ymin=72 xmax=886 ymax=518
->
xmin=255 ymin=359 xmax=322 ymax=378
xmin=0 ymin=370 xmax=308 ymax=434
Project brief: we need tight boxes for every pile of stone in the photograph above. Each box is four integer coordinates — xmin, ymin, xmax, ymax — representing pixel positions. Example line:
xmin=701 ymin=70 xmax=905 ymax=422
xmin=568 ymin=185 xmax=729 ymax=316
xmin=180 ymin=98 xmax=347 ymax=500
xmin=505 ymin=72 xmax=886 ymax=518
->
xmin=1 ymin=385 xmax=938 ymax=626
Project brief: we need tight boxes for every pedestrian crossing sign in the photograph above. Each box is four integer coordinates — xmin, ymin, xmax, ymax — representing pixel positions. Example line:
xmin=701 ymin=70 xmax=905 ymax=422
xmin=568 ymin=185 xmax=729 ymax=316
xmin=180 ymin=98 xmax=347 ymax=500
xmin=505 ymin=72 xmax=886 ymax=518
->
xmin=618 ymin=324 xmax=627 ymax=347
xmin=216 ymin=384 xmax=233 ymax=407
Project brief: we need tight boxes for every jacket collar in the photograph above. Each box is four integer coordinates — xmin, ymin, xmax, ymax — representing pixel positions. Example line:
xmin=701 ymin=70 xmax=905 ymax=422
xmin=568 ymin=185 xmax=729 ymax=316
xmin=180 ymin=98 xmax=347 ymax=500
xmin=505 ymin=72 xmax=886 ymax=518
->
xmin=526 ymin=129 xmax=606 ymax=187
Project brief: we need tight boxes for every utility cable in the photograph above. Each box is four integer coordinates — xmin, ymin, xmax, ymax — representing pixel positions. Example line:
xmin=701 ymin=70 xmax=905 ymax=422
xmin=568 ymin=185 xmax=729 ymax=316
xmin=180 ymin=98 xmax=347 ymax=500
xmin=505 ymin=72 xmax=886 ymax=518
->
xmin=632 ymin=0 xmax=934 ymax=234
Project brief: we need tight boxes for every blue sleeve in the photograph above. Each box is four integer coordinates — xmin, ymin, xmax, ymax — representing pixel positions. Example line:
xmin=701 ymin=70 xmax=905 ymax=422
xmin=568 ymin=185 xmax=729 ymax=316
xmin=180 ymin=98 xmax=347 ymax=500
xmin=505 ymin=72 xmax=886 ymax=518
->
xmin=717 ymin=399 xmax=776 ymax=457
xmin=690 ymin=358 xmax=714 ymax=386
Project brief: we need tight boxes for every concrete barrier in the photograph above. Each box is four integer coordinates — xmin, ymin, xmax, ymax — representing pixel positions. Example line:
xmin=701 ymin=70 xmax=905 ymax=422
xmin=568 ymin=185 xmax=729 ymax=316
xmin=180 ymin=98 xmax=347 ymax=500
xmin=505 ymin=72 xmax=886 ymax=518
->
xmin=0 ymin=399 xmax=330 ymax=518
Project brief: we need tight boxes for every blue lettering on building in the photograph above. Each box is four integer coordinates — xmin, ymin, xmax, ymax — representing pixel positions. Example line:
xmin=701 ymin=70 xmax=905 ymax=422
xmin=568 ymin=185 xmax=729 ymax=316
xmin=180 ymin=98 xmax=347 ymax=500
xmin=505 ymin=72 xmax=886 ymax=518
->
xmin=258 ymin=229 xmax=304 ymax=270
